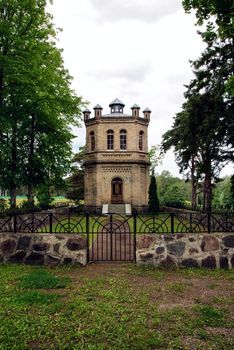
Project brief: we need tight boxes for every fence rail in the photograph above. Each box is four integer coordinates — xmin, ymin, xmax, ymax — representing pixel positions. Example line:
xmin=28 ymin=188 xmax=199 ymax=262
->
xmin=0 ymin=211 xmax=234 ymax=234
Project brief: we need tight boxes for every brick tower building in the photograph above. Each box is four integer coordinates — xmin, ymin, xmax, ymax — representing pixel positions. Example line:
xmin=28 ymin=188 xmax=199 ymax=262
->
xmin=83 ymin=98 xmax=151 ymax=213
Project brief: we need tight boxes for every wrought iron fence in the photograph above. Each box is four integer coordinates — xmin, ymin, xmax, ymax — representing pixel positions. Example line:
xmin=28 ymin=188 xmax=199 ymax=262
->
xmin=1 ymin=211 xmax=233 ymax=263
xmin=0 ymin=211 xmax=234 ymax=234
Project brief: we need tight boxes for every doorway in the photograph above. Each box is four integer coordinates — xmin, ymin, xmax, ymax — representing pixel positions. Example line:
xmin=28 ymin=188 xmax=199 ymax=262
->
xmin=111 ymin=177 xmax=123 ymax=204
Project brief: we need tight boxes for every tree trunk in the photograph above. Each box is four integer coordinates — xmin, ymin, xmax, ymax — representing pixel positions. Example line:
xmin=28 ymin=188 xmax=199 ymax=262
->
xmin=191 ymin=155 xmax=197 ymax=210
xmin=27 ymin=114 xmax=36 ymax=206
xmin=10 ymin=125 xmax=17 ymax=209
xmin=204 ymin=171 xmax=212 ymax=212
xmin=10 ymin=185 xmax=17 ymax=209
xmin=202 ymin=181 xmax=206 ymax=212
xmin=0 ymin=68 xmax=3 ymax=106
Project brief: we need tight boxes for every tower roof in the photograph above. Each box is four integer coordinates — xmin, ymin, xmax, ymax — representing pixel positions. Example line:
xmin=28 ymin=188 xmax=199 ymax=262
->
xmin=131 ymin=104 xmax=140 ymax=109
xmin=109 ymin=98 xmax=125 ymax=107
xmin=83 ymin=108 xmax=91 ymax=113
xmin=93 ymin=104 xmax=103 ymax=109
xmin=143 ymin=107 xmax=151 ymax=112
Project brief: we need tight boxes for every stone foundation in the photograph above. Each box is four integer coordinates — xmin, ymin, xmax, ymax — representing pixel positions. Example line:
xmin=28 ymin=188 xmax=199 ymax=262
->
xmin=1 ymin=232 xmax=234 ymax=268
xmin=0 ymin=233 xmax=87 ymax=266
xmin=137 ymin=233 xmax=234 ymax=269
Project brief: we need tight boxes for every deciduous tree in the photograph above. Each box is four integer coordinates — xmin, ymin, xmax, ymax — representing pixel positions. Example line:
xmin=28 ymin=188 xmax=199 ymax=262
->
xmin=0 ymin=0 xmax=83 ymax=208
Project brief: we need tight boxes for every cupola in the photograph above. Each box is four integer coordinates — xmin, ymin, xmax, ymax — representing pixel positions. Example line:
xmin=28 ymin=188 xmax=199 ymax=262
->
xmin=131 ymin=103 xmax=140 ymax=118
xmin=143 ymin=107 xmax=151 ymax=120
xmin=83 ymin=108 xmax=91 ymax=121
xmin=93 ymin=104 xmax=103 ymax=118
xmin=109 ymin=98 xmax=125 ymax=114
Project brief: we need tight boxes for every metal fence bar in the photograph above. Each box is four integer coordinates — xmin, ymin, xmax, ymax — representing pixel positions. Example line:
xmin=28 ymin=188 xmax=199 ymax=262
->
xmin=110 ymin=214 xmax=113 ymax=261
xmin=171 ymin=213 xmax=174 ymax=234
xmin=134 ymin=213 xmax=137 ymax=262
xmin=86 ymin=213 xmax=89 ymax=263
xmin=13 ymin=215 xmax=17 ymax=233
xmin=49 ymin=213 xmax=53 ymax=233
xmin=1 ymin=211 xmax=233 ymax=236
xmin=207 ymin=212 xmax=211 ymax=233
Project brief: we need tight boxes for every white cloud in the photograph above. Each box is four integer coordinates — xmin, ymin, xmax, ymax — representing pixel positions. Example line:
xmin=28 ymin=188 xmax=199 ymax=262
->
xmin=47 ymin=0 xmax=232 ymax=177
xmin=89 ymin=0 xmax=181 ymax=23
xmin=89 ymin=60 xmax=153 ymax=82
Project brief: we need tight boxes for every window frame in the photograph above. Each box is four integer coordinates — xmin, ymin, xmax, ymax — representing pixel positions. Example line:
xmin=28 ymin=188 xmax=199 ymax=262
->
xmin=139 ymin=131 xmax=144 ymax=151
xmin=90 ymin=131 xmax=95 ymax=151
xmin=107 ymin=129 xmax=114 ymax=150
xmin=120 ymin=129 xmax=127 ymax=150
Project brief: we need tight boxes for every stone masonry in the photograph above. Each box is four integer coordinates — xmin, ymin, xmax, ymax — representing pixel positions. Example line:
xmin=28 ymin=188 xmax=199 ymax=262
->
xmin=137 ymin=233 xmax=234 ymax=269
xmin=0 ymin=233 xmax=87 ymax=266
xmin=0 ymin=232 xmax=234 ymax=268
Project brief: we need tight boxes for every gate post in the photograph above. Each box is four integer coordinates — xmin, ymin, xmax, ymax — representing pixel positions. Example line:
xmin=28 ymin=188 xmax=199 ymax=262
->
xmin=133 ymin=213 xmax=137 ymax=262
xmin=110 ymin=214 xmax=113 ymax=261
xmin=207 ymin=212 xmax=211 ymax=233
xmin=13 ymin=214 xmax=17 ymax=233
xmin=49 ymin=213 xmax=53 ymax=233
xmin=86 ymin=213 xmax=89 ymax=263
xmin=171 ymin=213 xmax=175 ymax=234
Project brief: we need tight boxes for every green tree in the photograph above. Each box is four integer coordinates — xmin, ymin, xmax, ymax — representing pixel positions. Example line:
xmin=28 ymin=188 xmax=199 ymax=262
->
xmin=156 ymin=171 xmax=191 ymax=208
xmin=148 ymin=145 xmax=163 ymax=175
xmin=162 ymin=0 xmax=233 ymax=212
xmin=231 ymin=175 xmax=234 ymax=200
xmin=212 ymin=176 xmax=234 ymax=210
xmin=0 ymin=0 xmax=83 ymax=208
xmin=162 ymin=101 xmax=200 ymax=209
xmin=183 ymin=0 xmax=234 ymax=146
xmin=182 ymin=0 xmax=233 ymax=40
xmin=148 ymin=175 xmax=160 ymax=213
xmin=65 ymin=147 xmax=86 ymax=203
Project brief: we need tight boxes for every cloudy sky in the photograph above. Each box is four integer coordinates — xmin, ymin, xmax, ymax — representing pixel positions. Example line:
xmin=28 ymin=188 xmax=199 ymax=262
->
xmin=48 ymin=0 xmax=232 ymax=177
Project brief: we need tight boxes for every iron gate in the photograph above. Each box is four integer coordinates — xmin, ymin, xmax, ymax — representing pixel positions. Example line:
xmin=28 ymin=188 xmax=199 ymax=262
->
xmin=1 ymin=210 xmax=233 ymax=263
xmin=87 ymin=214 xmax=136 ymax=262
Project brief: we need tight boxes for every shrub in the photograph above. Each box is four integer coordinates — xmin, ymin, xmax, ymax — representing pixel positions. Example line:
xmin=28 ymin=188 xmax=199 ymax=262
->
xmin=148 ymin=175 xmax=160 ymax=213
xmin=37 ymin=186 xmax=53 ymax=209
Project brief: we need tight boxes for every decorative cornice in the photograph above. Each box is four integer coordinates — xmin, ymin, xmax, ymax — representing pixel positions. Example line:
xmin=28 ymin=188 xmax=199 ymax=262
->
xmin=84 ymin=160 xmax=151 ymax=166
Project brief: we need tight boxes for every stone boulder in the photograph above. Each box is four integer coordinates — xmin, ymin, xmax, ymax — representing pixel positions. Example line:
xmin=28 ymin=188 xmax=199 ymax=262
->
xmin=66 ymin=237 xmax=86 ymax=251
xmin=201 ymin=236 xmax=219 ymax=252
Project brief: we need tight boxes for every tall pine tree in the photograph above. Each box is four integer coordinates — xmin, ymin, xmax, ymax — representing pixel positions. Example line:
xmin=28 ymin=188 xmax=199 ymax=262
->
xmin=148 ymin=174 xmax=160 ymax=213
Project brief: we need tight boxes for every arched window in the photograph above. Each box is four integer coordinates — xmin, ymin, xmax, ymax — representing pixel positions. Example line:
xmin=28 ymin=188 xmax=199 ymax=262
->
xmin=107 ymin=129 xmax=114 ymax=150
xmin=120 ymin=129 xmax=127 ymax=150
xmin=90 ymin=131 xmax=95 ymax=151
xmin=139 ymin=131 xmax=144 ymax=150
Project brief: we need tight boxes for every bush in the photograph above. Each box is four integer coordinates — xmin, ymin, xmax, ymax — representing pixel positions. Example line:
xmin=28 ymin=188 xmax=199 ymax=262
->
xmin=148 ymin=175 xmax=160 ymax=213
xmin=20 ymin=200 xmax=36 ymax=210
xmin=164 ymin=200 xmax=185 ymax=209
xmin=0 ymin=198 xmax=7 ymax=211
xmin=37 ymin=186 xmax=53 ymax=209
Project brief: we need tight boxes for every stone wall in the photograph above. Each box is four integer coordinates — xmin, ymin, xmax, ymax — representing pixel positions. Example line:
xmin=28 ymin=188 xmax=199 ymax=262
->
xmin=0 ymin=233 xmax=87 ymax=266
xmin=137 ymin=233 xmax=234 ymax=269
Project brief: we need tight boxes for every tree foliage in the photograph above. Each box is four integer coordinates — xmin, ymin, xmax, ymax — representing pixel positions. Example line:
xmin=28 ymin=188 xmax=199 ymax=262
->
xmin=182 ymin=0 xmax=233 ymax=40
xmin=148 ymin=145 xmax=163 ymax=175
xmin=162 ymin=0 xmax=234 ymax=211
xmin=65 ymin=147 xmax=86 ymax=203
xmin=212 ymin=176 xmax=234 ymax=210
xmin=0 ymin=0 xmax=83 ymax=208
xmin=156 ymin=171 xmax=191 ymax=208
xmin=148 ymin=175 xmax=160 ymax=213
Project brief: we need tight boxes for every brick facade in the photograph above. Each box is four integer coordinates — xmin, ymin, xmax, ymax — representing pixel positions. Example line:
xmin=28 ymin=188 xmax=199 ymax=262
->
xmin=83 ymin=99 xmax=151 ymax=209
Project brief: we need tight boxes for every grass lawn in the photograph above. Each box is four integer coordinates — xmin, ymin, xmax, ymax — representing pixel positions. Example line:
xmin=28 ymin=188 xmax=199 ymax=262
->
xmin=0 ymin=264 xmax=233 ymax=350
xmin=0 ymin=196 xmax=70 ymax=208
xmin=45 ymin=213 xmax=203 ymax=234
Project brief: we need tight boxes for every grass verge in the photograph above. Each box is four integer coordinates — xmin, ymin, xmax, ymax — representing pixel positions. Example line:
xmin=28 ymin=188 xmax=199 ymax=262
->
xmin=0 ymin=263 xmax=233 ymax=350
